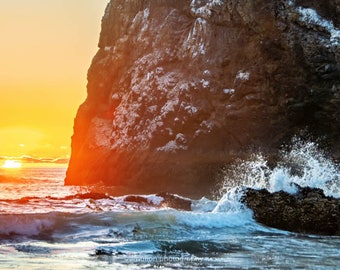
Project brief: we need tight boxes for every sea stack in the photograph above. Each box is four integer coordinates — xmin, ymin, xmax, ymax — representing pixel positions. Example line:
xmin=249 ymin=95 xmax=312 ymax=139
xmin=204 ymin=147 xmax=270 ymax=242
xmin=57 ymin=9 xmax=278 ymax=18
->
xmin=65 ymin=0 xmax=340 ymax=196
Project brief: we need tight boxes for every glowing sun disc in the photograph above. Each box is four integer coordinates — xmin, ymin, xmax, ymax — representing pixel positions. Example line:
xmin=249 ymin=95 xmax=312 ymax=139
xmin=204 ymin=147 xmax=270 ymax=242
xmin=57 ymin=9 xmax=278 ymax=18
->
xmin=1 ymin=160 xmax=22 ymax=169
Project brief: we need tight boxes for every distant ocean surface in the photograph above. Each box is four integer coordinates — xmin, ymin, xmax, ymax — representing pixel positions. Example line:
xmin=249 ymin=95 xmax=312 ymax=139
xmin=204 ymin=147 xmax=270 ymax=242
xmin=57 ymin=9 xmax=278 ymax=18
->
xmin=0 ymin=141 xmax=339 ymax=269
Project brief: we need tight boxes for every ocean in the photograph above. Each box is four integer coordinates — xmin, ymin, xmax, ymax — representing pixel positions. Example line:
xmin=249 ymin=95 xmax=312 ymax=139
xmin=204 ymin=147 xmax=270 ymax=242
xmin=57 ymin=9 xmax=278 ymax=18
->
xmin=0 ymin=141 xmax=339 ymax=269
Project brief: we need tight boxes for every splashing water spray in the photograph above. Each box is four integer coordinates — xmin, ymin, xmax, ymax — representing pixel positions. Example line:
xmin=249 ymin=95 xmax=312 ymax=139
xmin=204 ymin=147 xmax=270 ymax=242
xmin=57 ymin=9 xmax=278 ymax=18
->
xmin=213 ymin=138 xmax=339 ymax=213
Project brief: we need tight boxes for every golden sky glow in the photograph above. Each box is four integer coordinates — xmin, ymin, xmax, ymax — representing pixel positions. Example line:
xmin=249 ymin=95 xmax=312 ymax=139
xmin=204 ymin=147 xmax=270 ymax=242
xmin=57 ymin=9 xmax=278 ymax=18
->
xmin=0 ymin=0 xmax=108 ymax=159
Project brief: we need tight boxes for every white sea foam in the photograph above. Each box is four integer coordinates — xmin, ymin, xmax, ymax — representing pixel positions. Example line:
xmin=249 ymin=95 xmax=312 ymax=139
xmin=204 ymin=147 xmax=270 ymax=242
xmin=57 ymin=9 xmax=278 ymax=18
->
xmin=145 ymin=195 xmax=164 ymax=206
xmin=219 ymin=138 xmax=340 ymax=198
xmin=172 ymin=207 xmax=255 ymax=230
xmin=212 ymin=187 xmax=247 ymax=213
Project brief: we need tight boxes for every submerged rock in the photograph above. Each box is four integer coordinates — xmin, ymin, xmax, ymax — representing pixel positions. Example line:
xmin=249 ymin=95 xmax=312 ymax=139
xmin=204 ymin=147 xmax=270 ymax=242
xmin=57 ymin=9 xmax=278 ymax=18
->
xmin=241 ymin=186 xmax=340 ymax=235
xmin=124 ymin=192 xmax=192 ymax=211
xmin=65 ymin=0 xmax=340 ymax=196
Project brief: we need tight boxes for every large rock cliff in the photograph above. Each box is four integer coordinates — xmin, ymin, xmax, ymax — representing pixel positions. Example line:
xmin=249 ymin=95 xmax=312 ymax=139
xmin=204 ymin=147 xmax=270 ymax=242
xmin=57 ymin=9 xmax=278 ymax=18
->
xmin=65 ymin=0 xmax=339 ymax=197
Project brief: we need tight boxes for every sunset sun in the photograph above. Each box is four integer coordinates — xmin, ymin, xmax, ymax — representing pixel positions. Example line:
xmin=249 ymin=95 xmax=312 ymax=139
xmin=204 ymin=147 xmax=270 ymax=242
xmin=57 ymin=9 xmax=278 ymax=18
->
xmin=1 ymin=160 xmax=22 ymax=169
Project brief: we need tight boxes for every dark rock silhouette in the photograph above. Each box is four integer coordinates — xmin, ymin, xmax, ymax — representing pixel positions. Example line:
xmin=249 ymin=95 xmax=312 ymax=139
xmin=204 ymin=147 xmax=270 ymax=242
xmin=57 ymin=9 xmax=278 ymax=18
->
xmin=242 ymin=185 xmax=340 ymax=235
xmin=124 ymin=192 xmax=192 ymax=210
xmin=65 ymin=0 xmax=339 ymax=196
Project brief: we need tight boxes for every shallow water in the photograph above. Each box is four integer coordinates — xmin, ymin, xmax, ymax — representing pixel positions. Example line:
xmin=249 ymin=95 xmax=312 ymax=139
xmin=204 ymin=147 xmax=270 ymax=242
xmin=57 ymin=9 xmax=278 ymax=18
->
xmin=0 ymin=142 xmax=339 ymax=269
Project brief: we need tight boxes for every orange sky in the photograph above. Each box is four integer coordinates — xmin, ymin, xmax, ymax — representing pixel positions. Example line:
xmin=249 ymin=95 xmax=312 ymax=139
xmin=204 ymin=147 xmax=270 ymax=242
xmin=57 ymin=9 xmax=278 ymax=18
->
xmin=0 ymin=0 xmax=108 ymax=159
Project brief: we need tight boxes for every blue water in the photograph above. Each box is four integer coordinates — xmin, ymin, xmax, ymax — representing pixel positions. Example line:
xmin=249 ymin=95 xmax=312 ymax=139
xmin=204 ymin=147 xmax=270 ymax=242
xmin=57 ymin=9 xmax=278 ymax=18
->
xmin=0 ymin=141 xmax=339 ymax=269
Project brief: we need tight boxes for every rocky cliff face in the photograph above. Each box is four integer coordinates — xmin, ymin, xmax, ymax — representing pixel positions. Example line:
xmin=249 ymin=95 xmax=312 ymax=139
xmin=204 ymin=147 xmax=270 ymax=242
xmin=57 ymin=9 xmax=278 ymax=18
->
xmin=65 ymin=0 xmax=339 ymax=197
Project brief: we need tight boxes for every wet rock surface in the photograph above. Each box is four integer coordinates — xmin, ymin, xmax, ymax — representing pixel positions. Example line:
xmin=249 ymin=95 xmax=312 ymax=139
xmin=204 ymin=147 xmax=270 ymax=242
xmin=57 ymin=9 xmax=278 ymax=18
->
xmin=242 ymin=185 xmax=340 ymax=235
xmin=124 ymin=192 xmax=192 ymax=211
xmin=66 ymin=0 xmax=339 ymax=196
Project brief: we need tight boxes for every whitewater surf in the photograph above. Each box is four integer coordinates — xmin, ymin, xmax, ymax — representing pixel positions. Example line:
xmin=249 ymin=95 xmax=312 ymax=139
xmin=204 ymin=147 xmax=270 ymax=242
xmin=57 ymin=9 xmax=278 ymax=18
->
xmin=0 ymin=141 xmax=339 ymax=269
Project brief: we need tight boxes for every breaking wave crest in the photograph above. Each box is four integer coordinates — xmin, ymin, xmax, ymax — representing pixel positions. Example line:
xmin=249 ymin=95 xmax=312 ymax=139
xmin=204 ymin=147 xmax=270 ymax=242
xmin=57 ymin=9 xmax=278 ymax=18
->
xmin=0 ymin=138 xmax=338 ymax=244
xmin=218 ymin=138 xmax=339 ymax=198
xmin=0 ymin=209 xmax=264 ymax=242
